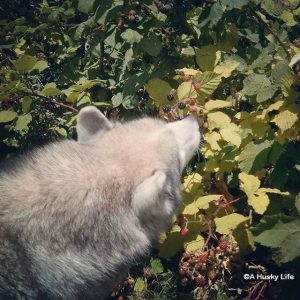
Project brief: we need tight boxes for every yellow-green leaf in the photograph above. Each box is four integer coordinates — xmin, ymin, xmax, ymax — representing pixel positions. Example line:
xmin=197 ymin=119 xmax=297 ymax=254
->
xmin=248 ymin=190 xmax=269 ymax=215
xmin=195 ymin=194 xmax=221 ymax=209
xmin=177 ymin=81 xmax=197 ymax=100
xmin=195 ymin=45 xmax=218 ymax=71
xmin=0 ymin=110 xmax=17 ymax=123
xmin=182 ymin=202 xmax=199 ymax=215
xmin=220 ymin=128 xmax=241 ymax=147
xmin=207 ymin=111 xmax=231 ymax=129
xmin=215 ymin=213 xmax=248 ymax=234
xmin=184 ymin=235 xmax=205 ymax=252
xmin=15 ymin=55 xmax=37 ymax=72
xmin=214 ymin=60 xmax=240 ymax=78
xmin=204 ymin=99 xmax=231 ymax=111
xmin=205 ymin=131 xmax=221 ymax=151
xmin=259 ymin=188 xmax=289 ymax=195
xmin=239 ymin=172 xmax=260 ymax=197
xmin=134 ymin=278 xmax=145 ymax=292
xmin=272 ymin=110 xmax=298 ymax=132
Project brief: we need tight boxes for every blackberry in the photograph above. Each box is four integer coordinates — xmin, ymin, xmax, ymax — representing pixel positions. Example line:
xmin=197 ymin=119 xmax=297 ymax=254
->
xmin=162 ymin=105 xmax=171 ymax=113
xmin=292 ymin=84 xmax=300 ymax=92
xmin=292 ymin=61 xmax=300 ymax=74
xmin=167 ymin=93 xmax=174 ymax=101
xmin=178 ymin=102 xmax=186 ymax=109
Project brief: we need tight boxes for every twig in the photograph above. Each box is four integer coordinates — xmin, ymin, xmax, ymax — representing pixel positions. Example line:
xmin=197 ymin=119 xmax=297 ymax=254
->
xmin=249 ymin=7 xmax=291 ymax=59
xmin=22 ymin=92 xmax=78 ymax=113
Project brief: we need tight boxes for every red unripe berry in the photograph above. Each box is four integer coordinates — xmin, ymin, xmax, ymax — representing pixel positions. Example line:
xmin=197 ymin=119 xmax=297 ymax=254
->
xmin=219 ymin=241 xmax=228 ymax=250
xmin=179 ymin=268 xmax=186 ymax=276
xmin=183 ymin=74 xmax=191 ymax=81
xmin=118 ymin=296 xmax=124 ymax=300
xmin=180 ymin=227 xmax=189 ymax=236
xmin=194 ymin=275 xmax=206 ymax=286
xmin=208 ymin=270 xmax=217 ymax=281
xmin=198 ymin=254 xmax=208 ymax=263
xmin=193 ymin=82 xmax=202 ymax=91
xmin=128 ymin=9 xmax=136 ymax=16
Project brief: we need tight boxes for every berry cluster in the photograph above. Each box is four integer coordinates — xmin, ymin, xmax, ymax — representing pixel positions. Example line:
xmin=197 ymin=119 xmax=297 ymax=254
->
xmin=178 ymin=238 xmax=239 ymax=292
xmin=161 ymin=74 xmax=204 ymax=122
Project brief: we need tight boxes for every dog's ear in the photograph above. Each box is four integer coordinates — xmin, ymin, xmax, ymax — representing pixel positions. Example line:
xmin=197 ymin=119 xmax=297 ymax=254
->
xmin=77 ymin=106 xmax=113 ymax=144
xmin=131 ymin=170 xmax=166 ymax=215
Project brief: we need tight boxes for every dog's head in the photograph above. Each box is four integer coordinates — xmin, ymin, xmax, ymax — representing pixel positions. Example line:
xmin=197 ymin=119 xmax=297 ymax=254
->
xmin=77 ymin=106 xmax=201 ymax=232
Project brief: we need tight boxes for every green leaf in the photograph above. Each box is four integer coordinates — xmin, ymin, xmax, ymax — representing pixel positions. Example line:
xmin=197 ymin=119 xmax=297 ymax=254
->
xmin=295 ymin=194 xmax=300 ymax=214
xmin=243 ymin=74 xmax=275 ymax=103
xmin=15 ymin=114 xmax=32 ymax=133
xmin=0 ymin=110 xmax=17 ymax=123
xmin=134 ymin=278 xmax=145 ymax=292
xmin=15 ymin=55 xmax=37 ymax=72
xmin=215 ymin=213 xmax=248 ymax=235
xmin=22 ymin=97 xmax=32 ymax=113
xmin=146 ymin=78 xmax=172 ymax=106
xmin=42 ymin=82 xmax=62 ymax=96
xmin=141 ymin=33 xmax=162 ymax=57
xmin=121 ymin=29 xmax=143 ymax=44
xmin=150 ymin=258 xmax=164 ymax=274
xmin=77 ymin=0 xmax=97 ymax=14
xmin=111 ymin=92 xmax=123 ymax=108
xmin=31 ymin=60 xmax=49 ymax=73
xmin=254 ymin=219 xmax=300 ymax=263
xmin=196 ymin=45 xmax=217 ymax=71
xmin=280 ymin=11 xmax=297 ymax=27
xmin=238 ymin=140 xmax=273 ymax=173
xmin=221 ymin=0 xmax=249 ymax=9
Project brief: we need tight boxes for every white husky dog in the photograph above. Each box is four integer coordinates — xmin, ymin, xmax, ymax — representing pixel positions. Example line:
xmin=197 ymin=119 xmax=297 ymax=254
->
xmin=0 ymin=106 xmax=200 ymax=299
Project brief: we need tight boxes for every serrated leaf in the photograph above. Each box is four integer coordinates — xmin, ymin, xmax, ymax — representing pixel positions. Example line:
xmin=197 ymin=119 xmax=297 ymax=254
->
xmin=15 ymin=114 xmax=32 ymax=132
xmin=272 ymin=110 xmax=298 ymax=132
xmin=121 ymin=29 xmax=142 ymax=44
xmin=254 ymin=219 xmax=300 ymax=263
xmin=280 ymin=11 xmax=297 ymax=26
xmin=214 ymin=60 xmax=239 ymax=78
xmin=158 ymin=230 xmax=184 ymax=258
xmin=146 ymin=78 xmax=172 ymax=106
xmin=205 ymin=99 xmax=231 ymax=111
xmin=184 ymin=235 xmax=205 ymax=252
xmin=239 ymin=172 xmax=260 ymax=197
xmin=0 ymin=110 xmax=17 ymax=123
xmin=207 ymin=111 xmax=231 ymax=129
xmin=150 ymin=258 xmax=164 ymax=274
xmin=215 ymin=213 xmax=248 ymax=234
xmin=195 ymin=71 xmax=222 ymax=97
xmin=134 ymin=278 xmax=145 ymax=292
xmin=15 ymin=55 xmax=37 ymax=72
xmin=220 ymin=128 xmax=241 ymax=147
xmin=243 ymin=74 xmax=274 ymax=102
xmin=176 ymin=68 xmax=200 ymax=76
